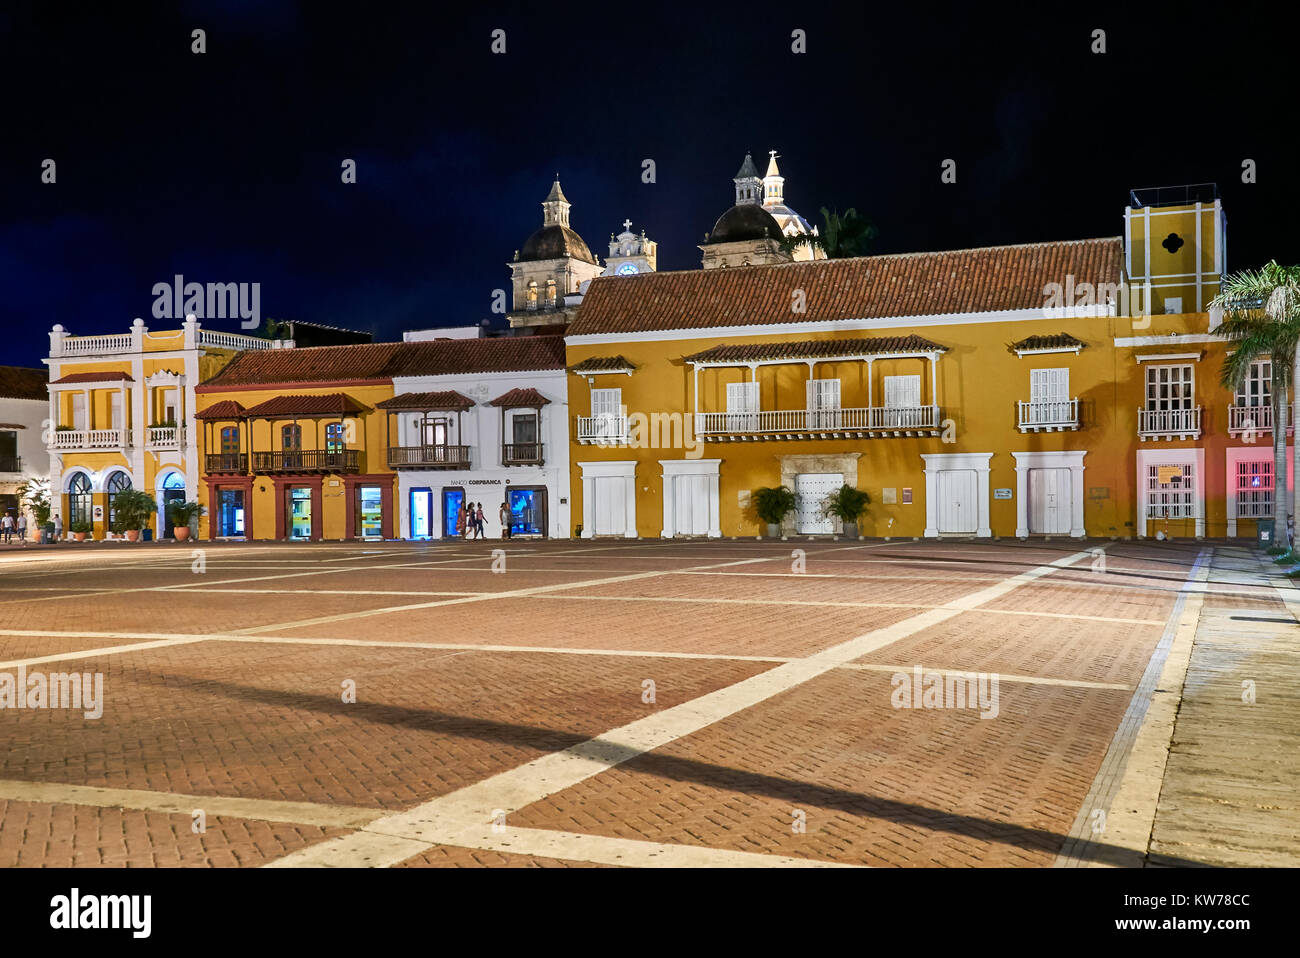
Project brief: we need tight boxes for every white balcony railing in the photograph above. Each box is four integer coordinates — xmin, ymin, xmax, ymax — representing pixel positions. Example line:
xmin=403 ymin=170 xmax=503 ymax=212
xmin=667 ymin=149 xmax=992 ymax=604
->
xmin=1228 ymin=404 xmax=1292 ymax=436
xmin=1138 ymin=406 xmax=1202 ymax=440
xmin=1018 ymin=399 xmax=1080 ymax=432
xmin=60 ymin=334 xmax=133 ymax=356
xmin=147 ymin=426 xmax=182 ymax=449
xmin=694 ymin=405 xmax=941 ymax=437
xmin=196 ymin=329 xmax=281 ymax=351
xmin=50 ymin=428 xmax=132 ymax=450
xmin=577 ymin=415 xmax=629 ymax=443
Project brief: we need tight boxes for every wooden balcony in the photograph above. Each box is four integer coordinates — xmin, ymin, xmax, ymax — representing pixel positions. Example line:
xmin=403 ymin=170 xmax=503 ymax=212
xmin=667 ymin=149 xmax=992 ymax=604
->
xmin=577 ymin=415 xmax=628 ymax=445
xmin=1138 ymin=407 xmax=1202 ymax=441
xmin=693 ymin=405 xmax=942 ymax=441
xmin=205 ymin=453 xmax=248 ymax=474
xmin=387 ymin=444 xmax=470 ymax=470
xmin=252 ymin=449 xmax=361 ymax=473
xmin=502 ymin=442 xmax=544 ymax=466
xmin=1017 ymin=399 xmax=1079 ymax=433
xmin=1228 ymin=404 xmax=1292 ymax=436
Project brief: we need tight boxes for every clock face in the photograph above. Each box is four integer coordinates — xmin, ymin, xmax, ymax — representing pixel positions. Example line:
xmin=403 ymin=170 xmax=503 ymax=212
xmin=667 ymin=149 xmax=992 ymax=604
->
xmin=616 ymin=262 xmax=639 ymax=275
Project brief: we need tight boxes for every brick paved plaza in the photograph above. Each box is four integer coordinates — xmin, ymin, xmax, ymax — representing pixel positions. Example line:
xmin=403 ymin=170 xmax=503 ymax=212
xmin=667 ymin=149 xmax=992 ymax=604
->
xmin=0 ymin=536 xmax=1295 ymax=868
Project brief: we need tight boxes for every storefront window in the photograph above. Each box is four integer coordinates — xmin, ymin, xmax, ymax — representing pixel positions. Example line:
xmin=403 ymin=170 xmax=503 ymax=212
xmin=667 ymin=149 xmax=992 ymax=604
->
xmin=356 ymin=485 xmax=382 ymax=538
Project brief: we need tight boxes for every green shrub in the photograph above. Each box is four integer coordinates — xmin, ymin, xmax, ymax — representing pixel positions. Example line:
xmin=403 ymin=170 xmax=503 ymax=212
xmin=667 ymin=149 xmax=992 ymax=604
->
xmin=166 ymin=500 xmax=205 ymax=526
xmin=109 ymin=489 xmax=157 ymax=533
xmin=751 ymin=486 xmax=796 ymax=525
xmin=70 ymin=520 xmax=92 ymax=535
xmin=822 ymin=485 xmax=870 ymax=523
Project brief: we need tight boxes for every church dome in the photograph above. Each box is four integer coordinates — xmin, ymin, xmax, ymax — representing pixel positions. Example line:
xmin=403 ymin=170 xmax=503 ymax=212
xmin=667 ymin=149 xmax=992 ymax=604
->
xmin=707 ymin=204 xmax=784 ymax=245
xmin=519 ymin=224 xmax=598 ymax=264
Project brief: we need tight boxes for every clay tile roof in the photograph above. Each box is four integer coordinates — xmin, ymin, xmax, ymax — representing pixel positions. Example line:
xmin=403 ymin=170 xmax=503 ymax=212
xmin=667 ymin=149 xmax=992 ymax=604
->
xmin=194 ymin=400 xmax=247 ymax=420
xmin=568 ymin=355 xmax=636 ymax=374
xmin=568 ymin=237 xmax=1124 ymax=336
xmin=0 ymin=366 xmax=49 ymax=400
xmin=200 ymin=336 xmax=567 ymax=389
xmin=682 ymin=336 xmax=947 ymax=364
xmin=488 ymin=387 xmax=551 ymax=408
xmin=241 ymin=393 xmax=367 ymax=418
xmin=1009 ymin=332 xmax=1087 ymax=352
xmin=50 ymin=370 xmax=134 ymax=384
xmin=376 ymin=390 xmax=475 ymax=412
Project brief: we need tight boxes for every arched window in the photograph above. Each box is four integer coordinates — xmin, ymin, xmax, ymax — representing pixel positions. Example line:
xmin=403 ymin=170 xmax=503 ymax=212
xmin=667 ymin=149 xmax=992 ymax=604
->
xmin=68 ymin=473 xmax=92 ymax=529
xmin=106 ymin=471 xmax=131 ymax=529
xmin=163 ymin=472 xmax=185 ymax=491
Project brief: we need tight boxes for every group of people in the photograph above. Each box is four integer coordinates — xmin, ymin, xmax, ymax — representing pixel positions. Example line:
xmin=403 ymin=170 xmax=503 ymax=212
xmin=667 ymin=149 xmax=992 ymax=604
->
xmin=456 ymin=501 xmax=515 ymax=540
xmin=1 ymin=512 xmax=28 ymax=545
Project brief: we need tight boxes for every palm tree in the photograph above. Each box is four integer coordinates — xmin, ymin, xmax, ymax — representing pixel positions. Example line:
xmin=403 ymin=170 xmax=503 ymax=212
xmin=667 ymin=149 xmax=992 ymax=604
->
xmin=1210 ymin=262 xmax=1300 ymax=545
xmin=779 ymin=207 xmax=878 ymax=259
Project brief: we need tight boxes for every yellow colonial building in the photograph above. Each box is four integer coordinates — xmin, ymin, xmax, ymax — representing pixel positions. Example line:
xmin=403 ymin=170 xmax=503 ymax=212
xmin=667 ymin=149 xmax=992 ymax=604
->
xmin=45 ymin=318 xmax=283 ymax=539
xmin=564 ymin=184 xmax=1282 ymax=541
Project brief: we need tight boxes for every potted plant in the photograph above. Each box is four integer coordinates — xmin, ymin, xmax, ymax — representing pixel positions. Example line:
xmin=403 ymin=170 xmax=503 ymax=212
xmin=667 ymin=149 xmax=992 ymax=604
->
xmin=823 ymin=484 xmax=871 ymax=538
xmin=752 ymin=486 xmax=797 ymax=538
xmin=18 ymin=477 xmax=51 ymax=543
xmin=166 ymin=500 xmax=205 ymax=541
xmin=70 ymin=520 xmax=92 ymax=541
xmin=109 ymin=489 xmax=158 ymax=542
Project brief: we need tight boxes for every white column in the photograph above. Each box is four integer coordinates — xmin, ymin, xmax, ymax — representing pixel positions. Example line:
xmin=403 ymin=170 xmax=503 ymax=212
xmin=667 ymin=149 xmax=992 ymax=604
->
xmin=581 ymin=474 xmax=594 ymax=538
xmin=623 ymin=471 xmax=637 ymax=538
xmin=708 ymin=473 xmax=721 ymax=538
xmin=1014 ymin=463 xmax=1029 ymax=538
xmin=1070 ymin=463 xmax=1086 ymax=537
xmin=661 ymin=470 xmax=675 ymax=538
xmin=923 ymin=466 xmax=939 ymax=537
xmin=976 ymin=465 xmax=992 ymax=538
xmin=929 ymin=354 xmax=938 ymax=407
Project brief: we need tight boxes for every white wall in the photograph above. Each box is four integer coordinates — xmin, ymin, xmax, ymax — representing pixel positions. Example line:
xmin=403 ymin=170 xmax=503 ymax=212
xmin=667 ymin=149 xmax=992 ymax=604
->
xmin=390 ymin=368 xmax=570 ymax=539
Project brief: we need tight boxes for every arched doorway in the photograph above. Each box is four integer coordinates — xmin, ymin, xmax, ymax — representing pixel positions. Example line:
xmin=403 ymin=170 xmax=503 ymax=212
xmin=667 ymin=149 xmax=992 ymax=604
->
xmin=67 ymin=472 xmax=92 ymax=533
xmin=158 ymin=471 xmax=186 ymax=538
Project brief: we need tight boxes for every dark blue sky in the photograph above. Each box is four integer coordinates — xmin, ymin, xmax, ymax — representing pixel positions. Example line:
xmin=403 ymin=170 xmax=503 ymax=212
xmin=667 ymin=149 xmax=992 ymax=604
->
xmin=3 ymin=0 xmax=1296 ymax=368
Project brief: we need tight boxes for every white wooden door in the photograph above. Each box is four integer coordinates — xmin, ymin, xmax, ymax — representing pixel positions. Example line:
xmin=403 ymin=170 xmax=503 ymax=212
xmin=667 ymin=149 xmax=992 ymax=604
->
xmin=726 ymin=381 xmax=759 ymax=431
xmin=794 ymin=473 xmax=840 ymax=534
xmin=674 ymin=474 xmax=710 ymax=536
xmin=1029 ymin=368 xmax=1070 ymax=423
xmin=591 ymin=388 xmax=623 ymax=440
xmin=937 ymin=469 xmax=978 ymax=534
xmin=593 ymin=476 xmax=626 ymax=535
xmin=883 ymin=374 xmax=921 ymax=428
xmin=806 ymin=378 xmax=841 ymax=429
xmin=1028 ymin=468 xmax=1071 ymax=534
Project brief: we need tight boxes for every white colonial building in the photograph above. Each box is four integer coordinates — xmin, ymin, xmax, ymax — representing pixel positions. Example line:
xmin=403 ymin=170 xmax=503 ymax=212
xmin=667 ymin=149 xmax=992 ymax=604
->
xmin=0 ymin=367 xmax=51 ymax=532
xmin=382 ymin=334 xmax=571 ymax=540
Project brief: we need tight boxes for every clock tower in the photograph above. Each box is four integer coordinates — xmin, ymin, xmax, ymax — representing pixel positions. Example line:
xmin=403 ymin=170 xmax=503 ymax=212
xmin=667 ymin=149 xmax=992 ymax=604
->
xmin=601 ymin=220 xmax=657 ymax=277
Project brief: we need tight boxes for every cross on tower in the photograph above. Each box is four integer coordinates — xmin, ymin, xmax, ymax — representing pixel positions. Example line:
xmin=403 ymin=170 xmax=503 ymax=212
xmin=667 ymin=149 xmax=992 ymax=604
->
xmin=623 ymin=219 xmax=633 ymax=232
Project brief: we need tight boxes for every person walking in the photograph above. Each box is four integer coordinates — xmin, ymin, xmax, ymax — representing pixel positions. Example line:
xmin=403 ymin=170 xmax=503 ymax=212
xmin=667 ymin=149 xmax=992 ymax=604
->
xmin=474 ymin=502 xmax=486 ymax=539
xmin=499 ymin=501 xmax=511 ymax=539
xmin=1 ymin=512 xmax=13 ymax=544
xmin=17 ymin=513 xmax=27 ymax=546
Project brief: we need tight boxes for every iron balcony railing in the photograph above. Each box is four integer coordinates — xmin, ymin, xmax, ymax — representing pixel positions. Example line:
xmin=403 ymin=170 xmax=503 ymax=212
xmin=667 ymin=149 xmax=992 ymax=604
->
xmin=387 ymin=444 xmax=470 ymax=469
xmin=1017 ymin=399 xmax=1080 ymax=430
xmin=502 ymin=442 xmax=544 ymax=466
xmin=252 ymin=449 xmax=361 ymax=473
xmin=205 ymin=453 xmax=248 ymax=474
xmin=693 ymin=405 xmax=940 ymax=436
xmin=1137 ymin=407 xmax=1202 ymax=438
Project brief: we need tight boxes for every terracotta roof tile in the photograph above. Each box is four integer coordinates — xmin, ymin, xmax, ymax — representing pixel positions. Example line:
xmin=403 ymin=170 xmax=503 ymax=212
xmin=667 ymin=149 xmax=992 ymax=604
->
xmin=1009 ymin=332 xmax=1087 ymax=351
xmin=568 ymin=355 xmax=636 ymax=374
xmin=488 ymin=387 xmax=551 ymax=408
xmin=200 ymin=336 xmax=566 ymax=389
xmin=0 ymin=366 xmax=48 ymax=400
xmin=376 ymin=391 xmax=475 ymax=411
xmin=569 ymin=237 xmax=1124 ymax=336
xmin=242 ymin=393 xmax=367 ymax=418
xmin=194 ymin=400 xmax=247 ymax=420
xmin=682 ymin=336 xmax=947 ymax=364
xmin=50 ymin=370 xmax=134 ymax=384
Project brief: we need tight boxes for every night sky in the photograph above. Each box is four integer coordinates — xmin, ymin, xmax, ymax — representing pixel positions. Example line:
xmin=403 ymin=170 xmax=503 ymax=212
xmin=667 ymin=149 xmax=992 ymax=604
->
xmin=3 ymin=1 xmax=1297 ymax=369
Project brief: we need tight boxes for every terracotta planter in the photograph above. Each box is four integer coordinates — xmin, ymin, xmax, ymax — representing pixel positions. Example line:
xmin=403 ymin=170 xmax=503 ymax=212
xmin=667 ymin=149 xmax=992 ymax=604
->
xmin=73 ymin=532 xmax=87 ymax=542
xmin=766 ymin=523 xmax=781 ymax=538
xmin=125 ymin=529 xmax=141 ymax=542
xmin=174 ymin=526 xmax=191 ymax=542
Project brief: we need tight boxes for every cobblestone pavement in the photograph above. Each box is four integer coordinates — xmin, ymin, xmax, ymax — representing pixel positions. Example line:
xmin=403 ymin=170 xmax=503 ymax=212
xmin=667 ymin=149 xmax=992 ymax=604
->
xmin=0 ymin=536 xmax=1290 ymax=867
